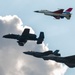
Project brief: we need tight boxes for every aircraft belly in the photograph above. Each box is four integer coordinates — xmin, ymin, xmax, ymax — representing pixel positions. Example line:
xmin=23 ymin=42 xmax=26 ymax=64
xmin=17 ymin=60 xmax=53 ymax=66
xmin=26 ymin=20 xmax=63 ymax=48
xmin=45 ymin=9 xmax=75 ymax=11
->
xmin=44 ymin=13 xmax=66 ymax=17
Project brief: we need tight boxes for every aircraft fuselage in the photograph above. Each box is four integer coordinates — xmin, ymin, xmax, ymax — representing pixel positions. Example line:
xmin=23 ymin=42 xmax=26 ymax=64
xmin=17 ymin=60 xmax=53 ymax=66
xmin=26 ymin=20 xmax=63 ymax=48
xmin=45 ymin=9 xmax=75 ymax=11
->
xmin=44 ymin=12 xmax=68 ymax=17
xmin=23 ymin=51 xmax=48 ymax=58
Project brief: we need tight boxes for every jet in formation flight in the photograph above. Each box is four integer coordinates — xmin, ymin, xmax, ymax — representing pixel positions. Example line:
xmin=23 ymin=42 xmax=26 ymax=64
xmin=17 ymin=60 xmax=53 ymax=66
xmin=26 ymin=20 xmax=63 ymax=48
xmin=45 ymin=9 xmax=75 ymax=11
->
xmin=34 ymin=8 xmax=73 ymax=20
xmin=23 ymin=50 xmax=61 ymax=58
xmin=23 ymin=50 xmax=75 ymax=68
xmin=3 ymin=28 xmax=44 ymax=46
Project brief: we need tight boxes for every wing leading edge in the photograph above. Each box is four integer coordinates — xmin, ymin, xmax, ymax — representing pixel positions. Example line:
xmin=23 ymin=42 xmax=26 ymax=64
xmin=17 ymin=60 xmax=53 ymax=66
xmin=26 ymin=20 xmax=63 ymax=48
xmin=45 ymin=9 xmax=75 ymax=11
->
xmin=21 ymin=28 xmax=30 ymax=36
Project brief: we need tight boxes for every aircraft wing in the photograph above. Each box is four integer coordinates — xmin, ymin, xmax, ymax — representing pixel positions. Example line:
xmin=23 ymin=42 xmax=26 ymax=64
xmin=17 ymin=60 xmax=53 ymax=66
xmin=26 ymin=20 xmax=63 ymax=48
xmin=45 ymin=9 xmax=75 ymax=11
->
xmin=21 ymin=28 xmax=30 ymax=36
xmin=65 ymin=55 xmax=75 ymax=60
xmin=53 ymin=9 xmax=64 ymax=14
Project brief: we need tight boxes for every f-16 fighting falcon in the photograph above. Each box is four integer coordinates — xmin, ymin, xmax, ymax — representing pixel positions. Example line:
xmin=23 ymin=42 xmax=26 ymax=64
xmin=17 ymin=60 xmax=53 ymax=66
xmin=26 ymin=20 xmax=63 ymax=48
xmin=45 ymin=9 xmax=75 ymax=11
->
xmin=23 ymin=50 xmax=61 ymax=58
xmin=3 ymin=28 xmax=44 ymax=46
xmin=34 ymin=8 xmax=73 ymax=20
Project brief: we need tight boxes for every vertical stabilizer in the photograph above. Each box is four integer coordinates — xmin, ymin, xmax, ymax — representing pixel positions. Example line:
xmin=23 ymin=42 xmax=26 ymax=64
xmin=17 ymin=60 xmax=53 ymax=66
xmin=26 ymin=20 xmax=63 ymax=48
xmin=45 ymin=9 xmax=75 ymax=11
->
xmin=54 ymin=50 xmax=61 ymax=56
xmin=37 ymin=32 xmax=44 ymax=44
xmin=65 ymin=8 xmax=73 ymax=12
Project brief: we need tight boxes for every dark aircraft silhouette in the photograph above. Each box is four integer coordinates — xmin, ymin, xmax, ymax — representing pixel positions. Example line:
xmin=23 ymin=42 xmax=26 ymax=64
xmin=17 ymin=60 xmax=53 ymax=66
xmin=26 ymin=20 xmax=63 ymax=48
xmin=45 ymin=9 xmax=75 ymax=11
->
xmin=23 ymin=50 xmax=75 ymax=68
xmin=42 ymin=55 xmax=75 ymax=68
xmin=23 ymin=50 xmax=61 ymax=58
xmin=3 ymin=28 xmax=44 ymax=46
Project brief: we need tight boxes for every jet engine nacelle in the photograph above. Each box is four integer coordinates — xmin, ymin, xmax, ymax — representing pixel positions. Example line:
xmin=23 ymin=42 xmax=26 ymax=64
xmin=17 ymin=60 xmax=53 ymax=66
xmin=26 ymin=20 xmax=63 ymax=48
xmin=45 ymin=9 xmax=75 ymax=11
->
xmin=65 ymin=14 xmax=71 ymax=19
xmin=17 ymin=41 xmax=27 ymax=46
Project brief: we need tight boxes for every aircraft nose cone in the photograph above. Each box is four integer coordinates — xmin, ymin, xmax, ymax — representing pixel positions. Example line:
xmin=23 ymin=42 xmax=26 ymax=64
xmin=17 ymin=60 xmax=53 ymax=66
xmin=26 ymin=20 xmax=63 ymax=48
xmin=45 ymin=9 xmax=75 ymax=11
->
xmin=23 ymin=51 xmax=33 ymax=55
xmin=23 ymin=52 xmax=29 ymax=54
xmin=3 ymin=34 xmax=11 ymax=38
xmin=3 ymin=35 xmax=7 ymax=38
xmin=23 ymin=52 xmax=27 ymax=54
xmin=34 ymin=11 xmax=39 ymax=13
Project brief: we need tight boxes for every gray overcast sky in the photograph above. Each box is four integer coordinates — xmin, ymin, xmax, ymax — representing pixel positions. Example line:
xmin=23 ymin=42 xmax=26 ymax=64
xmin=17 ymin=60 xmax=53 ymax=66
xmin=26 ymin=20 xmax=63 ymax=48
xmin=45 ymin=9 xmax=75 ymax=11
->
xmin=0 ymin=0 xmax=75 ymax=75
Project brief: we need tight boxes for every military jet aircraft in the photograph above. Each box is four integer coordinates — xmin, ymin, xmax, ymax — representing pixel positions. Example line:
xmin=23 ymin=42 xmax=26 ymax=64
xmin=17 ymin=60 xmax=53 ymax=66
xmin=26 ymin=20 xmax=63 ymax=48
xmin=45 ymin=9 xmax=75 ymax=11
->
xmin=3 ymin=28 xmax=44 ymax=46
xmin=42 ymin=54 xmax=75 ymax=68
xmin=23 ymin=50 xmax=61 ymax=58
xmin=23 ymin=50 xmax=75 ymax=68
xmin=34 ymin=8 xmax=73 ymax=20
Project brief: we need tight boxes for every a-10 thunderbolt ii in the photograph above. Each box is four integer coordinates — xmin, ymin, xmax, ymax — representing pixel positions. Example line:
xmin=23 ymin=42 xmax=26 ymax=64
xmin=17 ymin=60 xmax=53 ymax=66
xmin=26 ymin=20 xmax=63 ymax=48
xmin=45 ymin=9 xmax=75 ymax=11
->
xmin=3 ymin=28 xmax=44 ymax=46
xmin=23 ymin=50 xmax=75 ymax=68
xmin=34 ymin=8 xmax=73 ymax=20
xmin=23 ymin=50 xmax=61 ymax=58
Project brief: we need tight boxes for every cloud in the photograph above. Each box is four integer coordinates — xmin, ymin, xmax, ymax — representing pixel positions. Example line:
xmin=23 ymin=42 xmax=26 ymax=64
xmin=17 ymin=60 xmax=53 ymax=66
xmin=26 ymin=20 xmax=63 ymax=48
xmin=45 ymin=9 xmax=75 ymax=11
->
xmin=0 ymin=15 xmax=68 ymax=75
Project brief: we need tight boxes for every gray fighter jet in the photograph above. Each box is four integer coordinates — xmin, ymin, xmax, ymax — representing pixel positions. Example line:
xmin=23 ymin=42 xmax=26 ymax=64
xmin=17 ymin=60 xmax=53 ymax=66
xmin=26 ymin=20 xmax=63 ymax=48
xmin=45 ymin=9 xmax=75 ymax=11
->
xmin=42 ymin=55 xmax=75 ymax=68
xmin=34 ymin=8 xmax=73 ymax=19
xmin=23 ymin=50 xmax=75 ymax=68
xmin=23 ymin=50 xmax=61 ymax=58
xmin=3 ymin=28 xmax=44 ymax=46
